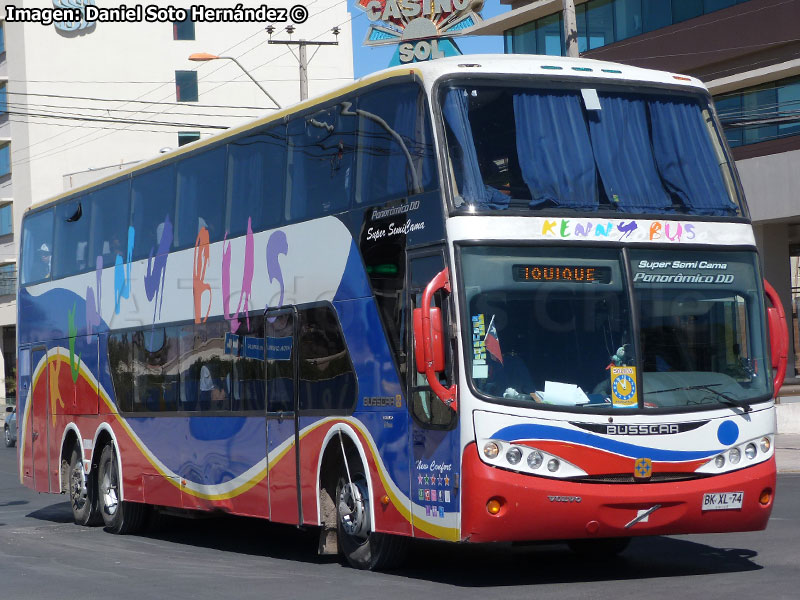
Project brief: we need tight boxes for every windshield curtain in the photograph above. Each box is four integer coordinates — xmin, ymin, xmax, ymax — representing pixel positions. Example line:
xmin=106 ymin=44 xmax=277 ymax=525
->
xmin=441 ymin=84 xmax=742 ymax=217
xmin=460 ymin=246 xmax=770 ymax=413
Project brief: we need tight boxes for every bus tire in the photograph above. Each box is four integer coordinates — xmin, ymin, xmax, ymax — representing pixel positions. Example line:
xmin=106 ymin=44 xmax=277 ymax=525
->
xmin=97 ymin=444 xmax=147 ymax=535
xmin=67 ymin=443 xmax=101 ymax=526
xmin=335 ymin=454 xmax=407 ymax=570
xmin=567 ymin=537 xmax=631 ymax=557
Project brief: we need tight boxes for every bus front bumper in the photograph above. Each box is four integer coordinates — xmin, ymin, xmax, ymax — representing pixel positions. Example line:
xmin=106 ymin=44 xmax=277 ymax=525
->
xmin=460 ymin=442 xmax=776 ymax=543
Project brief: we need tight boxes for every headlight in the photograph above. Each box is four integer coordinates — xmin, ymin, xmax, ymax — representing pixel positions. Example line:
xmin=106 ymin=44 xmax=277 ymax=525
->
xmin=745 ymin=443 xmax=757 ymax=460
xmin=527 ymin=450 xmax=543 ymax=469
xmin=506 ymin=447 xmax=522 ymax=465
xmin=760 ymin=437 xmax=771 ymax=453
xmin=728 ymin=448 xmax=741 ymax=464
xmin=483 ymin=442 xmax=500 ymax=459
xmin=547 ymin=458 xmax=560 ymax=472
xmin=715 ymin=455 xmax=725 ymax=468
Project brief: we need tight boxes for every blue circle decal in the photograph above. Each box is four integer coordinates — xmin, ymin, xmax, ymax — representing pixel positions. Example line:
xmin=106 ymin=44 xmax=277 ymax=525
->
xmin=717 ymin=420 xmax=739 ymax=446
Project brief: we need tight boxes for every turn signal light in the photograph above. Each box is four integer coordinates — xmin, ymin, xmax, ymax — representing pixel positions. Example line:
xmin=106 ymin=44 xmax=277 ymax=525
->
xmin=759 ymin=489 xmax=772 ymax=505
xmin=487 ymin=498 xmax=502 ymax=515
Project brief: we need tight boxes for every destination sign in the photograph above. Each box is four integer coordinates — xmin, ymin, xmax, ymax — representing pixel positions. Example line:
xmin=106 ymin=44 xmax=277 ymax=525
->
xmin=512 ymin=264 xmax=612 ymax=284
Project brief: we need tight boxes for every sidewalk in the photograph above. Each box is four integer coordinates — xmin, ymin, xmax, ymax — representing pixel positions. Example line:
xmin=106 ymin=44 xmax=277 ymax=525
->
xmin=776 ymin=434 xmax=800 ymax=473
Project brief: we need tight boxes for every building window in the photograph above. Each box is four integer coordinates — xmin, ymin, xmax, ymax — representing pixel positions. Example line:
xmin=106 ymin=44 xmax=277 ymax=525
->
xmin=0 ymin=203 xmax=11 ymax=236
xmin=0 ymin=83 xmax=7 ymax=114
xmin=0 ymin=144 xmax=10 ymax=177
xmin=505 ymin=0 xmax=753 ymax=56
xmin=714 ymin=76 xmax=800 ymax=148
xmin=173 ymin=17 xmax=195 ymax=40
xmin=175 ymin=71 xmax=198 ymax=102
xmin=0 ymin=263 xmax=15 ymax=296
xmin=178 ymin=131 xmax=200 ymax=146
xmin=0 ymin=22 xmax=5 ymax=55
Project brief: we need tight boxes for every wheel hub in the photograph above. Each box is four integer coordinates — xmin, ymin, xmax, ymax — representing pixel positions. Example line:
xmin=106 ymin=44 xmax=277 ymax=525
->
xmin=70 ymin=464 xmax=87 ymax=510
xmin=338 ymin=480 xmax=369 ymax=539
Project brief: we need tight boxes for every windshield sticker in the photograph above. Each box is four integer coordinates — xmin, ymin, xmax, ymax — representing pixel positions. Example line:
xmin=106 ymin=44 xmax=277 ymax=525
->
xmin=610 ymin=366 xmax=638 ymax=408
xmin=471 ymin=313 xmax=487 ymax=365
xmin=633 ymin=260 xmax=735 ymax=284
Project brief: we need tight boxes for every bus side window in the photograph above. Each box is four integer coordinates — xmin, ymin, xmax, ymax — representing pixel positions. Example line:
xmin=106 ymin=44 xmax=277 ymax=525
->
xmin=131 ymin=164 xmax=176 ymax=261
xmin=226 ymin=126 xmax=286 ymax=237
xmin=179 ymin=320 xmax=232 ymax=412
xmin=301 ymin=105 xmax=356 ymax=216
xmin=228 ymin=313 xmax=265 ymax=411
xmin=297 ymin=304 xmax=356 ymax=413
xmin=52 ymin=197 xmax=90 ymax=279
xmin=20 ymin=208 xmax=54 ymax=285
xmin=355 ymin=83 xmax=437 ymax=206
xmin=408 ymin=252 xmax=456 ymax=429
xmin=108 ymin=331 xmax=134 ymax=412
xmin=131 ymin=326 xmax=180 ymax=412
xmin=176 ymin=146 xmax=226 ymax=249
xmin=88 ymin=179 xmax=131 ymax=270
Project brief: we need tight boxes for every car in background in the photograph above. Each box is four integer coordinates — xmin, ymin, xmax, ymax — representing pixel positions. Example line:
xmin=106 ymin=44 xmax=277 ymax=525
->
xmin=4 ymin=405 xmax=16 ymax=447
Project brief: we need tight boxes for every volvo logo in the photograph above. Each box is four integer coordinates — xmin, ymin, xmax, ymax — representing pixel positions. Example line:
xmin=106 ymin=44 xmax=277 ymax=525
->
xmin=548 ymin=495 xmax=582 ymax=503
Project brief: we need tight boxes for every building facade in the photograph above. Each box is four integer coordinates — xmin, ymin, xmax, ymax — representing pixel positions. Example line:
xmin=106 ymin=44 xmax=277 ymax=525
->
xmin=467 ymin=0 xmax=800 ymax=381
xmin=0 ymin=0 xmax=355 ymax=403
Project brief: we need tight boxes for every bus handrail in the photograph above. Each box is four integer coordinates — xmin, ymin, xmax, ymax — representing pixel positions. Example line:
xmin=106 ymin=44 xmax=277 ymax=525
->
xmin=420 ymin=268 xmax=457 ymax=412
xmin=764 ymin=279 xmax=788 ymax=396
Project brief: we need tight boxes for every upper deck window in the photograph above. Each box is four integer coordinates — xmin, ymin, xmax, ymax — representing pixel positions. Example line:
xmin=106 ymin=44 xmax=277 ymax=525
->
xmin=441 ymin=84 xmax=742 ymax=217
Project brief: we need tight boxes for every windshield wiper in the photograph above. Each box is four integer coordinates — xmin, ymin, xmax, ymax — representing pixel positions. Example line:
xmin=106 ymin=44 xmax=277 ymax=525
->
xmin=648 ymin=383 xmax=751 ymax=413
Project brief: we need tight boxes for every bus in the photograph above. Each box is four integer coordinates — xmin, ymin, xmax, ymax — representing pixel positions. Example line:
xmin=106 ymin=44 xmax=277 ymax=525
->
xmin=16 ymin=54 xmax=789 ymax=570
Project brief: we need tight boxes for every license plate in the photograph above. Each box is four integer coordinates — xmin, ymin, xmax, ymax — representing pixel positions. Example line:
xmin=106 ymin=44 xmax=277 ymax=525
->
xmin=702 ymin=491 xmax=744 ymax=511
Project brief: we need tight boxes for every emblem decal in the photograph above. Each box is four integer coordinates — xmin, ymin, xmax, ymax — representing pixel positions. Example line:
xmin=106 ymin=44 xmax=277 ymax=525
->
xmin=634 ymin=457 xmax=652 ymax=480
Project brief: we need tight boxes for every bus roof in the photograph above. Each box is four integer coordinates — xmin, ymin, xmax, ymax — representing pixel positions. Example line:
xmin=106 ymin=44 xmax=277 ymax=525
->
xmin=26 ymin=53 xmax=705 ymax=214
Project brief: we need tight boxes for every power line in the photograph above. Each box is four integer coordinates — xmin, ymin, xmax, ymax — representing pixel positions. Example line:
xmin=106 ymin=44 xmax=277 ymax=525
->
xmin=4 ymin=90 xmax=268 ymax=111
xmin=4 ymin=109 xmax=231 ymax=129
xmin=4 ymin=100 xmax=264 ymax=121
xmin=12 ymin=2 xmax=356 ymax=167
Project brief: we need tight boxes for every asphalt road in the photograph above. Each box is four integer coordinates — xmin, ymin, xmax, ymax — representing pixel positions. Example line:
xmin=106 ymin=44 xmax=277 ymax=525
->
xmin=1 ymin=446 xmax=798 ymax=600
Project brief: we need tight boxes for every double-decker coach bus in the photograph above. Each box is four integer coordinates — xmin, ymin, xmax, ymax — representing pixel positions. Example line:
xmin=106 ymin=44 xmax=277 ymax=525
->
xmin=16 ymin=55 xmax=789 ymax=570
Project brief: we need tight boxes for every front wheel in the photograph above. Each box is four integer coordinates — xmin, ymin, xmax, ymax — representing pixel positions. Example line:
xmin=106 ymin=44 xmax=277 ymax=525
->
xmin=335 ymin=457 xmax=407 ymax=570
xmin=4 ymin=425 xmax=13 ymax=448
xmin=97 ymin=444 xmax=147 ymax=534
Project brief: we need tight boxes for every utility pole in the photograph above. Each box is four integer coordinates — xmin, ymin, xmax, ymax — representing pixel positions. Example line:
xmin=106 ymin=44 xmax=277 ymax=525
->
xmin=563 ymin=0 xmax=579 ymax=58
xmin=267 ymin=26 xmax=340 ymax=101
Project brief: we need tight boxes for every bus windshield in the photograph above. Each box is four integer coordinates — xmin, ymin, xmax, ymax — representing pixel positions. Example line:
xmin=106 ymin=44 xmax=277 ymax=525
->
xmin=441 ymin=83 xmax=743 ymax=217
xmin=460 ymin=246 xmax=771 ymax=412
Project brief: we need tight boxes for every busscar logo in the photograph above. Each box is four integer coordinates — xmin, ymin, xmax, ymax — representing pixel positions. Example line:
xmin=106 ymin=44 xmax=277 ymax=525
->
xmin=363 ymin=396 xmax=397 ymax=407
xmin=570 ymin=421 xmax=706 ymax=436
xmin=547 ymin=495 xmax=582 ymax=503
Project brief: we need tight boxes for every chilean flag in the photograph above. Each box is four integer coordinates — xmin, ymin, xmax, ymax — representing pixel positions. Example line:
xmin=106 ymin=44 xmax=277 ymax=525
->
xmin=485 ymin=316 xmax=503 ymax=365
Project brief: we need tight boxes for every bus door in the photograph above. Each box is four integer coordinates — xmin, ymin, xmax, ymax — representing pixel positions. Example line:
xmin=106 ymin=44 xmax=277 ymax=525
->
xmin=406 ymin=249 xmax=460 ymax=539
xmin=29 ymin=346 xmax=51 ymax=492
xmin=265 ymin=307 xmax=302 ymax=525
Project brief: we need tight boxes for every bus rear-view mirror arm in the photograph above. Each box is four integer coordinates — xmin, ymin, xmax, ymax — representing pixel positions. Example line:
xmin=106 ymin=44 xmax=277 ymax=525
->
xmin=764 ymin=279 xmax=788 ymax=397
xmin=340 ymin=102 xmax=423 ymax=195
xmin=412 ymin=268 xmax=458 ymax=412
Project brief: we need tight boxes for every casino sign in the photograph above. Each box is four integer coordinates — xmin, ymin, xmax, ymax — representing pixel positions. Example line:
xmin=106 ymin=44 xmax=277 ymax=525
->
xmin=356 ymin=0 xmax=484 ymax=65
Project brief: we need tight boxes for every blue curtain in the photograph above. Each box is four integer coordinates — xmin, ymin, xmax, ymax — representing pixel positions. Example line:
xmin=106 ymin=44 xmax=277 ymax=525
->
xmin=513 ymin=91 xmax=597 ymax=209
xmin=442 ymin=89 xmax=510 ymax=208
xmin=587 ymin=95 xmax=673 ymax=212
xmin=649 ymin=98 xmax=737 ymax=216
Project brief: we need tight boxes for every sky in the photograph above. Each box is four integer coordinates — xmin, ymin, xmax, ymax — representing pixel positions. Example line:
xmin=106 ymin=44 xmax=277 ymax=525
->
xmin=350 ymin=1 xmax=511 ymax=78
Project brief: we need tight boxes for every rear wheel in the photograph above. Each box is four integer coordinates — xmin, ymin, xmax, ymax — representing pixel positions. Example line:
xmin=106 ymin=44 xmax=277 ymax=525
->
xmin=4 ymin=425 xmax=13 ymax=448
xmin=568 ymin=537 xmax=631 ymax=557
xmin=335 ymin=452 xmax=407 ymax=570
xmin=98 ymin=444 xmax=147 ymax=534
xmin=67 ymin=444 xmax=101 ymax=526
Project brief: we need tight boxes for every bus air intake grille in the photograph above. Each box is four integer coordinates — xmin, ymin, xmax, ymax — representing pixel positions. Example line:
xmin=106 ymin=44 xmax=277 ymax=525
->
xmin=572 ymin=473 xmax=709 ymax=484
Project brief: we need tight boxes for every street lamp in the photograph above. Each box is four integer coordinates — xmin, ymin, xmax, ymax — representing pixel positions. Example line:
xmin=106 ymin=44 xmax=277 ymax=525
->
xmin=188 ymin=53 xmax=281 ymax=109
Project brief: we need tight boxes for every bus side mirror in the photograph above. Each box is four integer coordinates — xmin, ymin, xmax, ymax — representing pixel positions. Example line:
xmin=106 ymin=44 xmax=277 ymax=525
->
xmin=413 ymin=268 xmax=457 ymax=412
xmin=413 ymin=307 xmax=444 ymax=374
xmin=764 ymin=279 xmax=788 ymax=397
